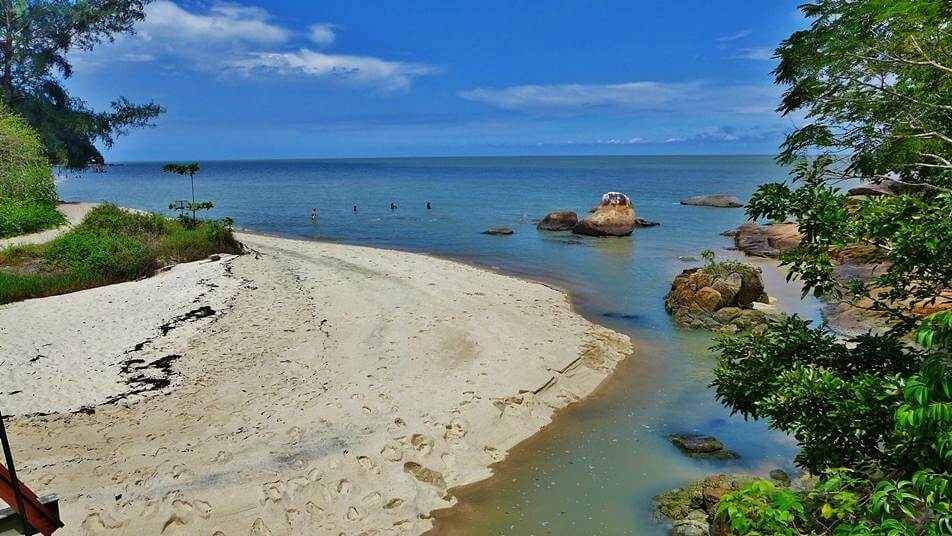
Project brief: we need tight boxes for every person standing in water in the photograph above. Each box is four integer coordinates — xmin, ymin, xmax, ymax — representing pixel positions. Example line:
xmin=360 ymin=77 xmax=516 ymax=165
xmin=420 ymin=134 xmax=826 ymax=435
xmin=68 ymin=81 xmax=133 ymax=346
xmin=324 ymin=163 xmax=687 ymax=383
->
xmin=426 ymin=202 xmax=432 ymax=210
xmin=390 ymin=202 xmax=397 ymax=210
xmin=311 ymin=208 xmax=318 ymax=221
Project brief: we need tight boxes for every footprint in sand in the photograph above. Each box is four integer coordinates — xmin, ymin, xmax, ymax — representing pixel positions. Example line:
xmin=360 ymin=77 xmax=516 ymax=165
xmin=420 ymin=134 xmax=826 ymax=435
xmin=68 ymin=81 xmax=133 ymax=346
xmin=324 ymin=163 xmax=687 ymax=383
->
xmin=384 ymin=498 xmax=404 ymax=510
xmin=410 ymin=434 xmax=434 ymax=455
xmin=250 ymin=518 xmax=272 ymax=535
xmin=337 ymin=479 xmax=352 ymax=495
xmin=357 ymin=455 xmax=380 ymax=475
xmin=287 ymin=426 xmax=303 ymax=443
xmin=484 ymin=445 xmax=504 ymax=462
xmin=380 ymin=441 xmax=404 ymax=462
xmin=403 ymin=462 xmax=446 ymax=489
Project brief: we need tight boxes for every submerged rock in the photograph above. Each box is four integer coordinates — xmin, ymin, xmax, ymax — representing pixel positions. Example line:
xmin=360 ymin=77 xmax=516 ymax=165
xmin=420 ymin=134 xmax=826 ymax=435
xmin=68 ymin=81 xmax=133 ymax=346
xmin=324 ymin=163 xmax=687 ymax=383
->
xmin=536 ymin=210 xmax=579 ymax=231
xmin=572 ymin=192 xmax=637 ymax=236
xmin=634 ymin=217 xmax=660 ymax=227
xmin=670 ymin=433 xmax=724 ymax=453
xmin=680 ymin=194 xmax=744 ymax=208
xmin=770 ymin=469 xmax=791 ymax=485
xmin=482 ymin=227 xmax=514 ymax=235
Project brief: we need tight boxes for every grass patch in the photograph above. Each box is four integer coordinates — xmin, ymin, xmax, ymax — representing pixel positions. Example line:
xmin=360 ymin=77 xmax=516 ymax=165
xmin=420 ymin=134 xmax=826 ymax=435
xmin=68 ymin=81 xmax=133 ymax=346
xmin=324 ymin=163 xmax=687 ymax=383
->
xmin=0 ymin=201 xmax=66 ymax=238
xmin=699 ymin=248 xmax=758 ymax=277
xmin=0 ymin=204 xmax=242 ymax=304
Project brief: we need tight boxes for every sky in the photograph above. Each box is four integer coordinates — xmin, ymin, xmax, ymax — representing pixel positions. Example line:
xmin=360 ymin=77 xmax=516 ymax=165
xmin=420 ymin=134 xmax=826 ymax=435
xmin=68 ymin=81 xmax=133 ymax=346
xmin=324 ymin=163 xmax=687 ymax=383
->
xmin=67 ymin=0 xmax=808 ymax=161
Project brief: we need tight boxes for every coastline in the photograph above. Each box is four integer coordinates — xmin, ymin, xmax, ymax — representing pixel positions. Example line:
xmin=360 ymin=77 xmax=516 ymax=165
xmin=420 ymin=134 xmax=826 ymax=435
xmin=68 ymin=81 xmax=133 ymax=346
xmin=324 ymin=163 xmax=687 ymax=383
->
xmin=2 ymin=231 xmax=633 ymax=534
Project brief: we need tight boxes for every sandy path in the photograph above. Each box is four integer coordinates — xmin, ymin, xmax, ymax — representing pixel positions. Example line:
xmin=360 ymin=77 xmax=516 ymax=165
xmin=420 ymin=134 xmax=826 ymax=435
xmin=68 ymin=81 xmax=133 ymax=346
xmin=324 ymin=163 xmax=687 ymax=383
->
xmin=0 ymin=202 xmax=98 ymax=249
xmin=5 ymin=233 xmax=633 ymax=535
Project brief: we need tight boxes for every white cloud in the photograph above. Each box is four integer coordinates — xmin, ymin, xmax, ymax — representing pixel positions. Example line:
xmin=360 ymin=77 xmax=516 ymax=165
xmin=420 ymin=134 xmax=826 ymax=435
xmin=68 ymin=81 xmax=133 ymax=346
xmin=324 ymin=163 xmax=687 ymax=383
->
xmin=459 ymin=80 xmax=779 ymax=115
xmin=230 ymin=49 xmax=436 ymax=91
xmin=308 ymin=23 xmax=336 ymax=46
xmin=594 ymin=137 xmax=645 ymax=145
xmin=459 ymin=81 xmax=703 ymax=111
xmin=729 ymin=47 xmax=775 ymax=60
xmin=716 ymin=29 xmax=752 ymax=42
xmin=71 ymin=1 xmax=433 ymax=91
xmin=141 ymin=1 xmax=288 ymax=44
xmin=664 ymin=137 xmax=686 ymax=143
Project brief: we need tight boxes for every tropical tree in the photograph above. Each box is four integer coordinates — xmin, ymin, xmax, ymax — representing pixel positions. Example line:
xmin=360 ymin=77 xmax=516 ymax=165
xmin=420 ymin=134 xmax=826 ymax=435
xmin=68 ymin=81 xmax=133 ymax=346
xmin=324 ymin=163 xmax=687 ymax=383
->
xmin=711 ymin=0 xmax=951 ymax=533
xmin=162 ymin=163 xmax=211 ymax=221
xmin=0 ymin=0 xmax=164 ymax=168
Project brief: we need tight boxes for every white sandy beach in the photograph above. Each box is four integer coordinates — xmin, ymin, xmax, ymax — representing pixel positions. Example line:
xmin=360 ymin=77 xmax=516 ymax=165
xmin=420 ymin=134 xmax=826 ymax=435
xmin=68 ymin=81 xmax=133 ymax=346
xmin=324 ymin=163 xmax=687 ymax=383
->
xmin=2 ymin=232 xmax=632 ymax=535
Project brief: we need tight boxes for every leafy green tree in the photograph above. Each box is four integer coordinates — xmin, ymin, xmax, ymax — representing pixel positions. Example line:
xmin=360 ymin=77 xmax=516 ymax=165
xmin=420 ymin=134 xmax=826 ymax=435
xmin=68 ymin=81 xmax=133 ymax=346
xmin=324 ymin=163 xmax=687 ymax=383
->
xmin=711 ymin=0 xmax=951 ymax=533
xmin=0 ymin=0 xmax=164 ymax=168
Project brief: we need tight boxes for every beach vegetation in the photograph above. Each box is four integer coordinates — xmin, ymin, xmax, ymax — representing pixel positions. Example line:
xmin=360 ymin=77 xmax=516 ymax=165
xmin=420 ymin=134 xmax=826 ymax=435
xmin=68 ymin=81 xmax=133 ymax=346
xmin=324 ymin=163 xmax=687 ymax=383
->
xmin=712 ymin=0 xmax=952 ymax=533
xmin=0 ymin=102 xmax=64 ymax=237
xmin=699 ymin=249 xmax=757 ymax=279
xmin=0 ymin=0 xmax=164 ymax=168
xmin=0 ymin=204 xmax=241 ymax=304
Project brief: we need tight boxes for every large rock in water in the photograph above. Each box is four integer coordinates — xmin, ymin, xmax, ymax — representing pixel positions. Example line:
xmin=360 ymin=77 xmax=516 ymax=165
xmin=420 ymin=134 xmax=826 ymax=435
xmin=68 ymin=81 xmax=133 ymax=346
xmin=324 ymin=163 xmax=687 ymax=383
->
xmin=572 ymin=192 xmax=636 ymax=236
xmin=680 ymin=194 xmax=744 ymax=208
xmin=722 ymin=222 xmax=801 ymax=258
xmin=665 ymin=263 xmax=773 ymax=332
xmin=536 ymin=210 xmax=578 ymax=231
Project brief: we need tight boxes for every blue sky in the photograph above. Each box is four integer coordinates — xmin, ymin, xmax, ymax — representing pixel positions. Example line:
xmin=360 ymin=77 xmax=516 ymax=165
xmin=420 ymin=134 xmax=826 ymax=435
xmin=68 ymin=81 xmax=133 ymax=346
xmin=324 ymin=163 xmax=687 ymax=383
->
xmin=68 ymin=0 xmax=807 ymax=161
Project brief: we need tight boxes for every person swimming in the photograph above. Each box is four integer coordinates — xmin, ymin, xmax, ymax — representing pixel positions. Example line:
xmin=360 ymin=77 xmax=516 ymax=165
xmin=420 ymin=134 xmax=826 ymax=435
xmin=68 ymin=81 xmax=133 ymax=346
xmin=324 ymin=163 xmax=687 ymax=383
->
xmin=390 ymin=202 xmax=397 ymax=210
xmin=426 ymin=202 xmax=432 ymax=210
xmin=353 ymin=205 xmax=358 ymax=212
xmin=311 ymin=208 xmax=318 ymax=221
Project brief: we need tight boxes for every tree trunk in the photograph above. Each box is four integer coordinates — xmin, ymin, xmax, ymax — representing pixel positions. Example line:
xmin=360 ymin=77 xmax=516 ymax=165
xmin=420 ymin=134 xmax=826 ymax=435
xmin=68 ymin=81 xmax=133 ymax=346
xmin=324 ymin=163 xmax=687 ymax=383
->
xmin=1 ymin=0 xmax=13 ymax=100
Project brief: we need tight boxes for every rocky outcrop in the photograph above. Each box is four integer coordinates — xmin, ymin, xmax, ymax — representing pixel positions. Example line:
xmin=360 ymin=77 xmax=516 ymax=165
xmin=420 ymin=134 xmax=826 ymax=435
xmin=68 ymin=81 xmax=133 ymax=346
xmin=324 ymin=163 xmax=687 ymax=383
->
xmin=847 ymin=178 xmax=945 ymax=198
xmin=655 ymin=473 xmax=791 ymax=535
xmin=536 ymin=211 xmax=578 ymax=231
xmin=482 ymin=227 xmax=514 ymax=235
xmin=722 ymin=222 xmax=801 ymax=258
xmin=572 ymin=192 xmax=637 ymax=237
xmin=680 ymin=194 xmax=744 ymax=208
xmin=665 ymin=264 xmax=774 ymax=333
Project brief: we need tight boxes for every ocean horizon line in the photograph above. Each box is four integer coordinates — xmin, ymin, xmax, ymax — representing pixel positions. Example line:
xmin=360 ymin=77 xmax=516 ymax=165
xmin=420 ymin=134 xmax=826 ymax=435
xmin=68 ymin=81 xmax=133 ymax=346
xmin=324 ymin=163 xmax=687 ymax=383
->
xmin=91 ymin=153 xmax=781 ymax=166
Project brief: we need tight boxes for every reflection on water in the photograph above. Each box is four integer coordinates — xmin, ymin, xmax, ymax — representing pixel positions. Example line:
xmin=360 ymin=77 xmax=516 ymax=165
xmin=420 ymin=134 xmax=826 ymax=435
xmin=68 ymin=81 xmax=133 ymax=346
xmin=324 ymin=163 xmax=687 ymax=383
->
xmin=58 ymin=156 xmax=822 ymax=535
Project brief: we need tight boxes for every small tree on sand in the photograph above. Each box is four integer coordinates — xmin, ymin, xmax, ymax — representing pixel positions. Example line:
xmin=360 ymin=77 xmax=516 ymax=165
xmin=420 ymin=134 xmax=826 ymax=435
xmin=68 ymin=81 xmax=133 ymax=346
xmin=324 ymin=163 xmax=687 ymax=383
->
xmin=162 ymin=163 xmax=211 ymax=221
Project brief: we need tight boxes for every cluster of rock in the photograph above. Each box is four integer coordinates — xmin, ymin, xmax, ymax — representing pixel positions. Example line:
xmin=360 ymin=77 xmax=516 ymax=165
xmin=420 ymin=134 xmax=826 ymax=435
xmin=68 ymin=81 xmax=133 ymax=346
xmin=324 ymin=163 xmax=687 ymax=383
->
xmin=536 ymin=192 xmax=659 ymax=237
xmin=665 ymin=263 xmax=775 ymax=334
xmin=655 ymin=472 xmax=793 ymax=535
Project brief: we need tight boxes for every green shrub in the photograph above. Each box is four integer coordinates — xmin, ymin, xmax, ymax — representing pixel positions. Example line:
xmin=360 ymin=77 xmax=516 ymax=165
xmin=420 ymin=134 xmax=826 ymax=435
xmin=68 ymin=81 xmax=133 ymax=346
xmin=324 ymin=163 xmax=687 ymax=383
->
xmin=0 ymin=205 xmax=242 ymax=304
xmin=0 ymin=202 xmax=66 ymax=238
xmin=79 ymin=204 xmax=169 ymax=238
xmin=45 ymin=230 xmax=152 ymax=280
xmin=0 ymin=105 xmax=56 ymax=206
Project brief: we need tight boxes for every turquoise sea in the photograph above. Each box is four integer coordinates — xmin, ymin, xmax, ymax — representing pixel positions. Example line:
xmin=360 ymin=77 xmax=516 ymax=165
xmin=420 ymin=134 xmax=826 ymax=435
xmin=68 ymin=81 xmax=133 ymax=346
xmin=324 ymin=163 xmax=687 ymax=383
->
xmin=58 ymin=156 xmax=823 ymax=535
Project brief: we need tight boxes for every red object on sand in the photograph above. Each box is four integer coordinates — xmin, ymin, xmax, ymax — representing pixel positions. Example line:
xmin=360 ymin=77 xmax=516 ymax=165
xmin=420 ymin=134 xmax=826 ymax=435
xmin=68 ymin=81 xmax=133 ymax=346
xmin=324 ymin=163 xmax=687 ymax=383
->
xmin=0 ymin=465 xmax=62 ymax=535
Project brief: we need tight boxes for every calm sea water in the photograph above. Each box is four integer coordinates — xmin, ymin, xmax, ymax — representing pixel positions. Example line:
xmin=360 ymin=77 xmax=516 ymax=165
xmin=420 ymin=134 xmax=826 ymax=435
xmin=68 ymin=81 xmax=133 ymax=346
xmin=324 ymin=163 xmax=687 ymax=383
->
xmin=58 ymin=156 xmax=822 ymax=535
